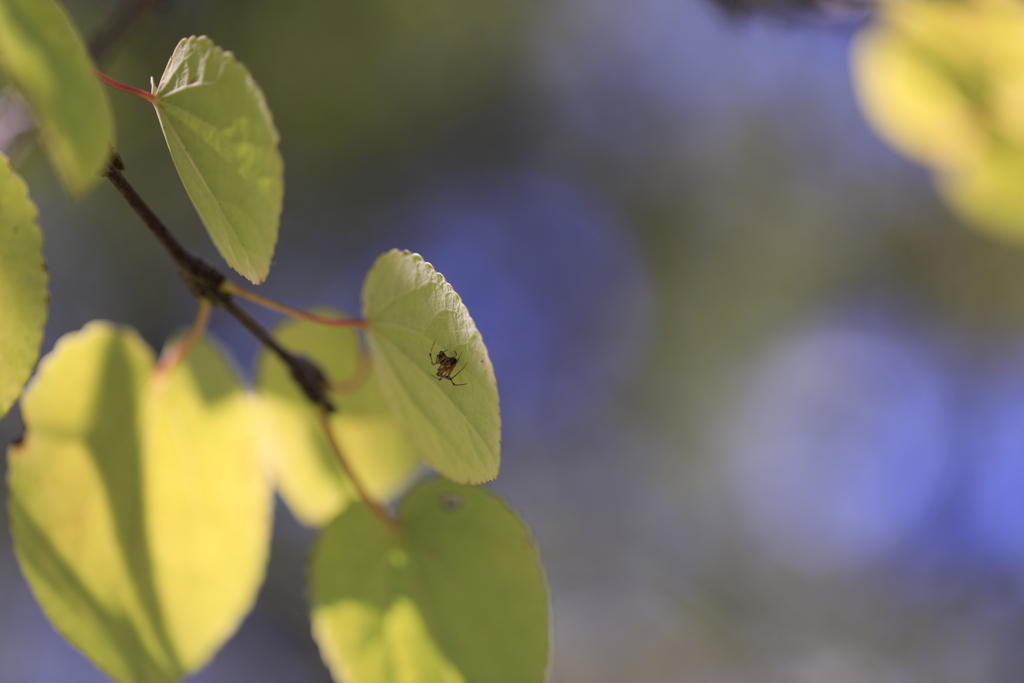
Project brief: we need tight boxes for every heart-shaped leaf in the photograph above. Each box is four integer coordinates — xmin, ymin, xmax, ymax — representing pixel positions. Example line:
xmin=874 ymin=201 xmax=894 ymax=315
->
xmin=152 ymin=36 xmax=283 ymax=284
xmin=0 ymin=0 xmax=114 ymax=197
xmin=310 ymin=479 xmax=549 ymax=683
xmin=256 ymin=311 xmax=419 ymax=527
xmin=0 ymin=153 xmax=46 ymax=418
xmin=361 ymin=250 xmax=500 ymax=484
xmin=8 ymin=323 xmax=271 ymax=683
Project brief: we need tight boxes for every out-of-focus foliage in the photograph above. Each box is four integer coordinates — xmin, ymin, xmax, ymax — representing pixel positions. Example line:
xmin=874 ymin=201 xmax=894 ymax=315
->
xmin=8 ymin=323 xmax=271 ymax=683
xmin=152 ymin=36 xmax=283 ymax=284
xmin=310 ymin=480 xmax=548 ymax=683
xmin=0 ymin=0 xmax=113 ymax=197
xmin=0 ymin=152 xmax=45 ymax=418
xmin=853 ymin=0 xmax=1024 ymax=244
xmin=256 ymin=311 xmax=419 ymax=528
xmin=362 ymin=250 xmax=501 ymax=485
xmin=201 ymin=0 xmax=536 ymax=168
xmin=10 ymin=0 xmax=1024 ymax=680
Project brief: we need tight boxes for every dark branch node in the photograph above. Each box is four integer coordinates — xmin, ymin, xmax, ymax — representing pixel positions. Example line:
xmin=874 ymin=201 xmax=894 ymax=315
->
xmin=103 ymin=159 xmax=337 ymax=415
xmin=285 ymin=355 xmax=336 ymax=413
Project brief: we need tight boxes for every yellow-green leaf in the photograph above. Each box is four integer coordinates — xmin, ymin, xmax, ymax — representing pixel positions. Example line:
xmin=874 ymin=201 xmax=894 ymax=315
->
xmin=152 ymin=36 xmax=283 ymax=284
xmin=852 ymin=0 xmax=1024 ymax=242
xmin=256 ymin=311 xmax=419 ymax=527
xmin=0 ymin=152 xmax=46 ymax=418
xmin=0 ymin=0 xmax=114 ymax=198
xmin=310 ymin=480 xmax=549 ymax=683
xmin=8 ymin=323 xmax=271 ymax=683
xmin=361 ymin=250 xmax=500 ymax=484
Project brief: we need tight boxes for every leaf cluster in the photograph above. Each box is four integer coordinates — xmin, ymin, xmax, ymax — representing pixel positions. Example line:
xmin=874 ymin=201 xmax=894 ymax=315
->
xmin=0 ymin=1 xmax=548 ymax=681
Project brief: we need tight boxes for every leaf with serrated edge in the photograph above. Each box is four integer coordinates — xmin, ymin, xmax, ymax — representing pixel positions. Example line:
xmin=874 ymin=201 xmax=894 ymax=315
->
xmin=0 ymin=153 xmax=46 ymax=418
xmin=152 ymin=36 xmax=282 ymax=284
xmin=310 ymin=480 xmax=549 ymax=683
xmin=8 ymin=323 xmax=271 ymax=683
xmin=361 ymin=250 xmax=500 ymax=484
xmin=0 ymin=0 xmax=114 ymax=197
xmin=256 ymin=310 xmax=419 ymax=527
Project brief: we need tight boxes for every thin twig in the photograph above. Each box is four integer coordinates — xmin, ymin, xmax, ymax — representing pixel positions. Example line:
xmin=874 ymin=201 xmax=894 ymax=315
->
xmin=317 ymin=410 xmax=399 ymax=530
xmin=103 ymin=159 xmax=197 ymax=268
xmin=220 ymin=296 xmax=335 ymax=412
xmin=223 ymin=282 xmax=369 ymax=328
xmin=95 ymin=70 xmax=158 ymax=103
xmin=103 ymin=158 xmax=335 ymax=413
xmin=156 ymin=298 xmax=212 ymax=373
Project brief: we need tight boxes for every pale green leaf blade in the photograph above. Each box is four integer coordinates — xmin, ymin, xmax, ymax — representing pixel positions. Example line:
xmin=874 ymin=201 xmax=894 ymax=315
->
xmin=256 ymin=310 xmax=419 ymax=527
xmin=0 ymin=153 xmax=47 ymax=418
xmin=8 ymin=323 xmax=272 ymax=682
xmin=8 ymin=323 xmax=178 ymax=683
xmin=310 ymin=480 xmax=549 ymax=683
xmin=0 ymin=0 xmax=114 ymax=198
xmin=152 ymin=36 xmax=283 ymax=284
xmin=361 ymin=250 xmax=500 ymax=484
xmin=143 ymin=337 xmax=273 ymax=671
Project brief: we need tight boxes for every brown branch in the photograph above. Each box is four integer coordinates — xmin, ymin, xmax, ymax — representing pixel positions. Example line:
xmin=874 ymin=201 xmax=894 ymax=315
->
xmin=102 ymin=157 xmax=335 ymax=413
xmin=317 ymin=410 xmax=399 ymax=529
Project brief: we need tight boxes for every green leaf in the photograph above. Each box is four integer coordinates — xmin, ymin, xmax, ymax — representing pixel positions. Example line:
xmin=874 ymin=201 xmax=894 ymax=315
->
xmin=361 ymin=250 xmax=500 ymax=484
xmin=941 ymin=146 xmax=1024 ymax=243
xmin=310 ymin=480 xmax=549 ymax=683
xmin=0 ymin=153 xmax=46 ymax=418
xmin=8 ymin=323 xmax=272 ymax=683
xmin=852 ymin=0 xmax=1024 ymax=243
xmin=152 ymin=35 xmax=283 ymax=284
xmin=0 ymin=0 xmax=114 ymax=198
xmin=256 ymin=311 xmax=419 ymax=527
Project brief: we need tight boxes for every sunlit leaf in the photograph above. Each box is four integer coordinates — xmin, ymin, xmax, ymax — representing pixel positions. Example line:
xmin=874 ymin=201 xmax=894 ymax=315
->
xmin=941 ymin=146 xmax=1024 ymax=244
xmin=0 ymin=0 xmax=114 ymax=197
xmin=361 ymin=250 xmax=500 ymax=484
xmin=852 ymin=0 xmax=1024 ymax=242
xmin=256 ymin=311 xmax=419 ymax=527
xmin=152 ymin=36 xmax=283 ymax=284
xmin=8 ymin=323 xmax=271 ymax=683
xmin=0 ymin=153 xmax=46 ymax=418
xmin=310 ymin=480 xmax=549 ymax=683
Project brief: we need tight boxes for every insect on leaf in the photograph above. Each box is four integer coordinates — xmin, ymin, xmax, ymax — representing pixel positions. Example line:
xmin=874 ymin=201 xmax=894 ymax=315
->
xmin=361 ymin=250 xmax=501 ymax=484
xmin=0 ymin=153 xmax=46 ymax=418
xmin=8 ymin=323 xmax=272 ymax=683
xmin=256 ymin=311 xmax=420 ymax=527
xmin=310 ymin=480 xmax=550 ymax=683
xmin=151 ymin=35 xmax=283 ymax=284
xmin=0 ymin=0 xmax=115 ymax=198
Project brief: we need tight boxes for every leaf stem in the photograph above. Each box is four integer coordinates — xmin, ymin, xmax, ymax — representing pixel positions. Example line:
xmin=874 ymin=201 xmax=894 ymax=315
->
xmin=103 ymin=158 xmax=336 ymax=413
xmin=94 ymin=69 xmax=158 ymax=103
xmin=156 ymin=298 xmax=212 ymax=373
xmin=223 ymin=282 xmax=370 ymax=328
xmin=317 ymin=409 xmax=399 ymax=530
xmin=331 ymin=351 xmax=372 ymax=394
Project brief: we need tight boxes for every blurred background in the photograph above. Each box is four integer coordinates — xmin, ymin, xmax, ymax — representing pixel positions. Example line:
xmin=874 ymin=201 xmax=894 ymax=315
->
xmin=4 ymin=0 xmax=1024 ymax=681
